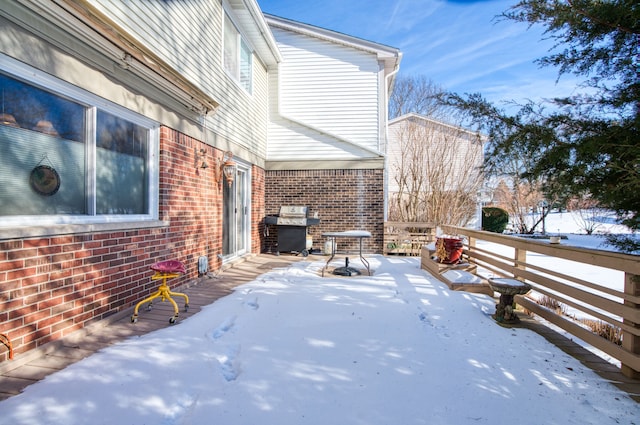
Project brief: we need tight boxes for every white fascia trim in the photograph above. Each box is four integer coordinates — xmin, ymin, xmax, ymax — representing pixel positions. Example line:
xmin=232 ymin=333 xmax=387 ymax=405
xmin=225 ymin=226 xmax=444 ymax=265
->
xmin=223 ymin=0 xmax=282 ymax=67
xmin=242 ymin=0 xmax=283 ymax=64
xmin=264 ymin=14 xmax=401 ymax=63
xmin=265 ymin=158 xmax=385 ymax=171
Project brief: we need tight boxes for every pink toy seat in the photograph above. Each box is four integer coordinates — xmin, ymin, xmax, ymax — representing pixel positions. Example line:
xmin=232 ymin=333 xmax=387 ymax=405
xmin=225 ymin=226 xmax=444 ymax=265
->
xmin=151 ymin=260 xmax=186 ymax=274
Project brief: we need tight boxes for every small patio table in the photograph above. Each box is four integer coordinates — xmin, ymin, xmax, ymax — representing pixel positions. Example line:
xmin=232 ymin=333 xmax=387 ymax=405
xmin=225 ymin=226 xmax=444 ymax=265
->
xmin=322 ymin=230 xmax=372 ymax=276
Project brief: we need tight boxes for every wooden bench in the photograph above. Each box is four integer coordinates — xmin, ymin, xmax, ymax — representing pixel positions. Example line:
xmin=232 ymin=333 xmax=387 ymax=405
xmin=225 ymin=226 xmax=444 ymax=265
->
xmin=420 ymin=246 xmax=493 ymax=296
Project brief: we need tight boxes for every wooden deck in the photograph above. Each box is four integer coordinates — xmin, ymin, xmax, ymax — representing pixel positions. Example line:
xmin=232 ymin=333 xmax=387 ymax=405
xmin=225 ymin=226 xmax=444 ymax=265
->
xmin=1 ymin=252 xmax=638 ymax=403
xmin=0 ymin=254 xmax=302 ymax=401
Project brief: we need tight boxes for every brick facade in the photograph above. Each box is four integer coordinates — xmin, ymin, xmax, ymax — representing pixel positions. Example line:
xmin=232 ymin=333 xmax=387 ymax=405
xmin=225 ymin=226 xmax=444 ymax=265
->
xmin=251 ymin=165 xmax=266 ymax=254
xmin=0 ymin=127 xmax=265 ymax=362
xmin=263 ymin=169 xmax=384 ymax=255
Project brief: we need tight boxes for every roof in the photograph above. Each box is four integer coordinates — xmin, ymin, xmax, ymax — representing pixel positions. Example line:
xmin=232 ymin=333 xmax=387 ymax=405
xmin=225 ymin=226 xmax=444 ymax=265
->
xmin=263 ymin=13 xmax=402 ymax=78
xmin=389 ymin=113 xmax=485 ymax=139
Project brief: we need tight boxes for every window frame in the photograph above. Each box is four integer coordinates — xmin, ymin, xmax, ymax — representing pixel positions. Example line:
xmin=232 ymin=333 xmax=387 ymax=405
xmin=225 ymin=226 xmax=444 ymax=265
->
xmin=0 ymin=54 xmax=160 ymax=228
xmin=223 ymin=11 xmax=253 ymax=94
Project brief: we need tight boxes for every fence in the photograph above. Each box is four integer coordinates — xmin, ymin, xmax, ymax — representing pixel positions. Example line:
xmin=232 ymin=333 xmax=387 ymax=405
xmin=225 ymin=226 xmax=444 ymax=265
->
xmin=441 ymin=225 xmax=640 ymax=379
xmin=383 ymin=222 xmax=436 ymax=256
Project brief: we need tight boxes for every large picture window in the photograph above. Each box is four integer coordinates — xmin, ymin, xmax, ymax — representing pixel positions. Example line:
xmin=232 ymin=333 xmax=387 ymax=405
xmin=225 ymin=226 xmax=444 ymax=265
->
xmin=224 ymin=13 xmax=253 ymax=94
xmin=0 ymin=65 xmax=158 ymax=226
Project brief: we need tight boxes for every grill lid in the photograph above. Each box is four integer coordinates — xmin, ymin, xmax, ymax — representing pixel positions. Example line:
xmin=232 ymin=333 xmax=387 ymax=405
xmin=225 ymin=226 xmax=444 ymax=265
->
xmin=264 ymin=205 xmax=319 ymax=227
xmin=276 ymin=217 xmax=308 ymax=226
xmin=279 ymin=205 xmax=307 ymax=218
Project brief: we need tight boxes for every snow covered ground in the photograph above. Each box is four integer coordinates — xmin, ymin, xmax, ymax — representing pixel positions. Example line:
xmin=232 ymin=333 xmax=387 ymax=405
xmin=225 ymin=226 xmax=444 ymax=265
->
xmin=0 ymin=255 xmax=637 ymax=425
xmin=510 ymin=210 xmax=636 ymax=251
xmin=544 ymin=210 xmax=633 ymax=234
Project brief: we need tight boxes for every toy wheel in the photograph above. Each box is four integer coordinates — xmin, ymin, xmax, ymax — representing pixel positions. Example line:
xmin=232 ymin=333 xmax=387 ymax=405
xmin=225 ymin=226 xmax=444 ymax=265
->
xmin=131 ymin=316 xmax=138 ymax=323
xmin=169 ymin=317 xmax=176 ymax=324
xmin=184 ymin=304 xmax=189 ymax=312
xmin=301 ymin=249 xmax=309 ymax=257
xmin=146 ymin=303 xmax=153 ymax=311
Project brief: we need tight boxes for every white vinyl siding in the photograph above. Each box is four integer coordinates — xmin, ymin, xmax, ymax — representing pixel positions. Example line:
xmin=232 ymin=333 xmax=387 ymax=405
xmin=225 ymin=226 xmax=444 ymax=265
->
xmin=266 ymin=71 xmax=373 ymax=160
xmin=88 ymin=0 xmax=268 ymax=157
xmin=268 ymin=27 xmax=381 ymax=159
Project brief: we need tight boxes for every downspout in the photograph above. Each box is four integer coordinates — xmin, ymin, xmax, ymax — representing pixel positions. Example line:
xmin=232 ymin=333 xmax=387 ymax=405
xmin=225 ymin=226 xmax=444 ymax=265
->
xmin=383 ymin=63 xmax=400 ymax=222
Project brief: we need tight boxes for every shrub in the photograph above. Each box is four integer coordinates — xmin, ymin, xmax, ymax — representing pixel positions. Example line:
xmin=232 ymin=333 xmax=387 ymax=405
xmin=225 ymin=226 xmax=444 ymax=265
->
xmin=580 ymin=319 xmax=622 ymax=345
xmin=535 ymin=296 xmax=622 ymax=345
xmin=482 ymin=207 xmax=509 ymax=233
xmin=537 ymin=295 xmax=568 ymax=315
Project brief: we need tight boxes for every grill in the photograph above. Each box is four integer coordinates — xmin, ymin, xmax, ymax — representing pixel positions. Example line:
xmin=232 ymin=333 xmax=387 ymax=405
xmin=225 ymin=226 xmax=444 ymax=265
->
xmin=264 ymin=206 xmax=320 ymax=256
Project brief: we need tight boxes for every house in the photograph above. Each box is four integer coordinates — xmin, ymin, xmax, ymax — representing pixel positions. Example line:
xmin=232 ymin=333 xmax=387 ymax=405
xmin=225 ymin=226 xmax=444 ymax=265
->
xmin=386 ymin=113 xmax=484 ymax=227
xmin=0 ymin=1 xmax=400 ymax=362
xmin=263 ymin=14 xmax=401 ymax=253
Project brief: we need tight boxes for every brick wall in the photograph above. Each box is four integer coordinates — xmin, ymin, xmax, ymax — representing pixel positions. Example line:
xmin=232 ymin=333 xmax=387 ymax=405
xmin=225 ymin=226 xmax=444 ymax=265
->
xmin=251 ymin=165 xmax=266 ymax=254
xmin=263 ymin=169 xmax=384 ymax=254
xmin=0 ymin=127 xmax=265 ymax=362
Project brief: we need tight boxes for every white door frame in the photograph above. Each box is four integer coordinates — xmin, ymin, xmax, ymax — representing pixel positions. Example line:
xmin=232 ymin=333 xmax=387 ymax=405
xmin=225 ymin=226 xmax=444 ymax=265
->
xmin=222 ymin=159 xmax=251 ymax=262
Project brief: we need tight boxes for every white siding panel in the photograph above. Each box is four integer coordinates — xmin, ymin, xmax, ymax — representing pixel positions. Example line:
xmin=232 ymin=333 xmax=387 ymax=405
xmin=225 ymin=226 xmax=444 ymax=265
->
xmin=267 ymin=64 xmax=375 ymax=161
xmin=386 ymin=123 xmax=402 ymax=193
xmin=268 ymin=118 xmax=374 ymax=161
xmin=272 ymin=27 xmax=381 ymax=153
xmin=89 ymin=0 xmax=269 ymax=157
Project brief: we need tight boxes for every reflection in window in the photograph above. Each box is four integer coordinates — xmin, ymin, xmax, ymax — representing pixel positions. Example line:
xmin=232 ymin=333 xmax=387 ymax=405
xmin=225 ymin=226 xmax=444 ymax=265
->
xmin=240 ymin=40 xmax=252 ymax=93
xmin=224 ymin=13 xmax=252 ymax=93
xmin=224 ymin=14 xmax=239 ymax=79
xmin=0 ymin=73 xmax=86 ymax=215
xmin=0 ymin=73 xmax=84 ymax=141
xmin=96 ymin=111 xmax=148 ymax=214
xmin=0 ymin=70 xmax=155 ymax=220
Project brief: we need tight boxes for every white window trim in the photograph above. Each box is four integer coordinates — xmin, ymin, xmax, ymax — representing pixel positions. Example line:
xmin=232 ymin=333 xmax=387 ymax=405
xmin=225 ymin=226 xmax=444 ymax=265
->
xmin=0 ymin=53 xmax=160 ymax=229
xmin=222 ymin=9 xmax=253 ymax=95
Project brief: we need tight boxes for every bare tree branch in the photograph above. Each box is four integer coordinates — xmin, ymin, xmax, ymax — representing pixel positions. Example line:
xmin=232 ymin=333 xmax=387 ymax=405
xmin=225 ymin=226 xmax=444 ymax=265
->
xmin=388 ymin=116 xmax=484 ymax=227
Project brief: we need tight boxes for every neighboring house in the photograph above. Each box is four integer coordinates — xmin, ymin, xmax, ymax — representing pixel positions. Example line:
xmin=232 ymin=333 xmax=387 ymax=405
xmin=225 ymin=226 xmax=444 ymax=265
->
xmin=386 ymin=113 xmax=484 ymax=226
xmin=0 ymin=1 xmax=400 ymax=362
xmin=263 ymin=14 xmax=401 ymax=253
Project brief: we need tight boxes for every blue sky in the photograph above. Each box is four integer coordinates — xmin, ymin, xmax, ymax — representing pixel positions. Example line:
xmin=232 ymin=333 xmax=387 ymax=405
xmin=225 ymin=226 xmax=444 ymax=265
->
xmin=257 ymin=0 xmax=581 ymax=108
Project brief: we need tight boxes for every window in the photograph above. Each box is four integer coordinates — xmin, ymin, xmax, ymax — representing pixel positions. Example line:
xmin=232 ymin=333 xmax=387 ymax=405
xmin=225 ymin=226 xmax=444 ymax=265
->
xmin=224 ymin=13 xmax=253 ymax=93
xmin=96 ymin=110 xmax=149 ymax=215
xmin=0 ymin=62 xmax=158 ymax=226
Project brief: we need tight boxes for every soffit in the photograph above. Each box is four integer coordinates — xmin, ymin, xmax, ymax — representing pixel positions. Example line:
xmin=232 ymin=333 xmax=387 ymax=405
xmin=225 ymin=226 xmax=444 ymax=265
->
xmin=226 ymin=0 xmax=282 ymax=67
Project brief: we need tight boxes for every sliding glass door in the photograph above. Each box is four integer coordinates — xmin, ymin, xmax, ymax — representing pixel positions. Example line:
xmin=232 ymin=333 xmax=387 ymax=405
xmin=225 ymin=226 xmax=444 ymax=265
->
xmin=222 ymin=163 xmax=250 ymax=260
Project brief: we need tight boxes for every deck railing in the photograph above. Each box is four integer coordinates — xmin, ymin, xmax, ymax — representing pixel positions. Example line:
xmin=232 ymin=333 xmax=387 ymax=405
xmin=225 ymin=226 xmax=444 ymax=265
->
xmin=383 ymin=222 xmax=436 ymax=256
xmin=441 ymin=225 xmax=640 ymax=379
